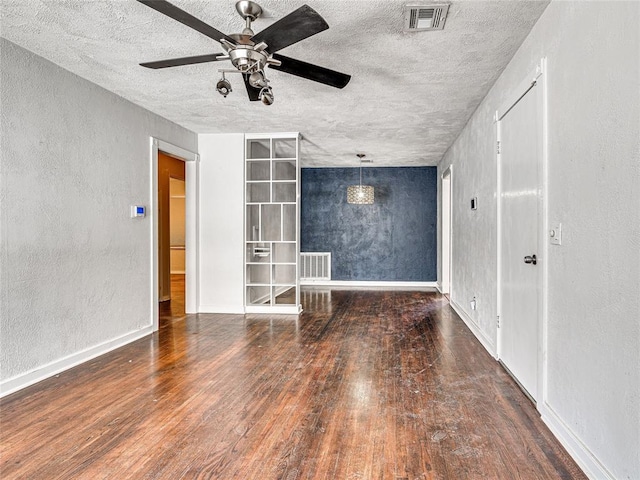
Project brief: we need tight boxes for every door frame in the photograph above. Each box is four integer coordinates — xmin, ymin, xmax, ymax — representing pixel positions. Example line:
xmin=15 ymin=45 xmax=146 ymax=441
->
xmin=495 ymin=58 xmax=548 ymax=402
xmin=440 ymin=165 xmax=453 ymax=296
xmin=150 ymin=138 xmax=199 ymax=331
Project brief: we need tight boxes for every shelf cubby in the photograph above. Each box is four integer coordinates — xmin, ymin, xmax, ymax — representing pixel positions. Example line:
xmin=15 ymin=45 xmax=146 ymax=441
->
xmin=244 ymin=134 xmax=301 ymax=314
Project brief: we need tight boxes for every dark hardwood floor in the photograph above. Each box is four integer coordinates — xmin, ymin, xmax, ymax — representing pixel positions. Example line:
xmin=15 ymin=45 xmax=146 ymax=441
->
xmin=0 ymin=288 xmax=585 ymax=479
xmin=159 ymin=273 xmax=186 ymax=322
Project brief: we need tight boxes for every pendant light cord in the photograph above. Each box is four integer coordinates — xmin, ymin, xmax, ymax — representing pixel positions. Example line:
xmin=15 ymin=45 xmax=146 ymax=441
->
xmin=357 ymin=153 xmax=366 ymax=187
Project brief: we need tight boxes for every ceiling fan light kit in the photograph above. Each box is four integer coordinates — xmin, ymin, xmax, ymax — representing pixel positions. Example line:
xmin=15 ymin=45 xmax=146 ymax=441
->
xmin=137 ymin=0 xmax=351 ymax=105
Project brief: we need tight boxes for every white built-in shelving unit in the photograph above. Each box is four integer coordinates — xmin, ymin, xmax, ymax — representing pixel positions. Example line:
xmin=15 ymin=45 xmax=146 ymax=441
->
xmin=245 ymin=133 xmax=301 ymax=314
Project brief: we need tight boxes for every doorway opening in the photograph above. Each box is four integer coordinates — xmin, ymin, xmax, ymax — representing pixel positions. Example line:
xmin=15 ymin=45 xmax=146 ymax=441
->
xmin=158 ymin=152 xmax=186 ymax=320
xmin=441 ymin=166 xmax=452 ymax=298
xmin=150 ymin=138 xmax=198 ymax=332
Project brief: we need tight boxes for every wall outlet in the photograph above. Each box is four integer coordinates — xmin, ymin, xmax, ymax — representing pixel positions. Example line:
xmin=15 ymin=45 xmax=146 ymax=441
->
xmin=470 ymin=296 xmax=477 ymax=310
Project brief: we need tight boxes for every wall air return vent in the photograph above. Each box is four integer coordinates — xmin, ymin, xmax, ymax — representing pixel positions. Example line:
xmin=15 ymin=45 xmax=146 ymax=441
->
xmin=404 ymin=4 xmax=450 ymax=31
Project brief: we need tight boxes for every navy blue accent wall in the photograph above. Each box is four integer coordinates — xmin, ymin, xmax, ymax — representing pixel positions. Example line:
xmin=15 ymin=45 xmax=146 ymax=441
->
xmin=301 ymin=167 xmax=437 ymax=281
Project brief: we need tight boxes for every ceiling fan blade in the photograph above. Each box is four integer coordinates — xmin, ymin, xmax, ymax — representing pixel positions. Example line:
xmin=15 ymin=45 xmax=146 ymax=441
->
xmin=242 ymin=74 xmax=262 ymax=101
xmin=270 ymin=54 xmax=351 ymax=89
xmin=137 ymin=0 xmax=236 ymax=45
xmin=140 ymin=53 xmax=228 ymax=69
xmin=250 ymin=5 xmax=329 ymax=53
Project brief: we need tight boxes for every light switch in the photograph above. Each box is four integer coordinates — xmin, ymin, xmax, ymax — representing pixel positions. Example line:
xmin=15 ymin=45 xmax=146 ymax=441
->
xmin=549 ymin=223 xmax=562 ymax=245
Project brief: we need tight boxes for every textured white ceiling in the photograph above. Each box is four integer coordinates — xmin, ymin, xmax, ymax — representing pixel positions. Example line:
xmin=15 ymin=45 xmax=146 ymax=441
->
xmin=1 ymin=0 xmax=549 ymax=166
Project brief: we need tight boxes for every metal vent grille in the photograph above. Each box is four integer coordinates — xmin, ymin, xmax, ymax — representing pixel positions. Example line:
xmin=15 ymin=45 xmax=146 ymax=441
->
xmin=300 ymin=252 xmax=331 ymax=281
xmin=404 ymin=4 xmax=450 ymax=31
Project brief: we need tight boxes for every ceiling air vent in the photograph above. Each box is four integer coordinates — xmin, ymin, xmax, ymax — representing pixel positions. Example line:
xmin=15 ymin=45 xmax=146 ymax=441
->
xmin=404 ymin=4 xmax=450 ymax=31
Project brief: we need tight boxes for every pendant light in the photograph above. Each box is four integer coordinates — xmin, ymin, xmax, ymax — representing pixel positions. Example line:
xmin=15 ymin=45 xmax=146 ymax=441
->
xmin=347 ymin=154 xmax=374 ymax=204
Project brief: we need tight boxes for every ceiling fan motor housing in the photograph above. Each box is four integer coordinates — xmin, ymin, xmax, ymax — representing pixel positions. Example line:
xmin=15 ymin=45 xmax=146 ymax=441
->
xmin=229 ymin=47 xmax=268 ymax=72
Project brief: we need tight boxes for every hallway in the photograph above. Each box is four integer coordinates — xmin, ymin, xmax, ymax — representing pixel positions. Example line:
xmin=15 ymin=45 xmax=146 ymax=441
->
xmin=0 ymin=290 xmax=584 ymax=479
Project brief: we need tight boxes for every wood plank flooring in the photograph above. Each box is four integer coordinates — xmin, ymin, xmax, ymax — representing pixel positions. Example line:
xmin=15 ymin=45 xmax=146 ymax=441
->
xmin=0 ymin=288 xmax=586 ymax=479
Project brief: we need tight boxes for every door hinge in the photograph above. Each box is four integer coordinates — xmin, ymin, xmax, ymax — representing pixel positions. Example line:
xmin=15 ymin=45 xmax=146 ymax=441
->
xmin=496 ymin=141 xmax=501 ymax=155
xmin=497 ymin=315 xmax=501 ymax=328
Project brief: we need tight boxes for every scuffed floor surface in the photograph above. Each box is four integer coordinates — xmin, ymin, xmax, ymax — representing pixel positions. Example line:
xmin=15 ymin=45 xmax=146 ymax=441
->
xmin=0 ymin=289 xmax=586 ymax=479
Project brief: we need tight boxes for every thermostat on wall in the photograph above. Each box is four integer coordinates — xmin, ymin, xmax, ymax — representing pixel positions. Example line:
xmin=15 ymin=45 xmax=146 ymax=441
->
xmin=130 ymin=205 xmax=146 ymax=218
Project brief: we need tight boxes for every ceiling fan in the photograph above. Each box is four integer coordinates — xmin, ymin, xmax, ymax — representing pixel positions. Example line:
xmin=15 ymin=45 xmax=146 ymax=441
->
xmin=137 ymin=0 xmax=351 ymax=105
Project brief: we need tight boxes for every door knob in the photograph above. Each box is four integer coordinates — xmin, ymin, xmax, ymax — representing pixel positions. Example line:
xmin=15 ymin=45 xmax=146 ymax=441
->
xmin=524 ymin=255 xmax=537 ymax=265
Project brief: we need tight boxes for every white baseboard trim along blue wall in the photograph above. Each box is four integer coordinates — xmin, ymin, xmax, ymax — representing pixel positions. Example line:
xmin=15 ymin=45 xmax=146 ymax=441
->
xmin=300 ymin=281 xmax=438 ymax=290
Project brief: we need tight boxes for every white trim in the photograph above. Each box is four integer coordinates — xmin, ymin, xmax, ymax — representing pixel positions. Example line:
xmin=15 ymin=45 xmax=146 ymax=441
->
xmin=539 ymin=57 xmax=551 ymax=416
xmin=440 ymin=165 xmax=453 ymax=296
xmin=185 ymin=150 xmax=200 ymax=315
xmin=435 ymin=282 xmax=443 ymax=294
xmin=496 ymin=115 xmax=502 ymax=356
xmin=150 ymin=138 xmax=159 ymax=330
xmin=450 ymin=300 xmax=497 ymax=358
xmin=0 ymin=326 xmax=153 ymax=398
xmin=301 ymin=280 xmax=437 ymax=290
xmin=539 ymin=403 xmax=615 ymax=480
xmin=245 ymin=305 xmax=302 ymax=315
xmin=198 ymin=305 xmax=246 ymax=314
xmin=150 ymin=138 xmax=199 ymax=332
xmin=156 ymin=139 xmax=199 ymax=162
xmin=245 ymin=132 xmax=300 ymax=139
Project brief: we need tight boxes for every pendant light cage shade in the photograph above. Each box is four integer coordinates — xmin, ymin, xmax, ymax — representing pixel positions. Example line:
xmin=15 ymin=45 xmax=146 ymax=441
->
xmin=347 ymin=185 xmax=374 ymax=204
xmin=347 ymin=153 xmax=374 ymax=204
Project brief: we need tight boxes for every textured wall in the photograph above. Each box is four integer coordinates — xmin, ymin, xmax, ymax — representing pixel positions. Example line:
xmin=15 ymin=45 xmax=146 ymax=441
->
xmin=301 ymin=167 xmax=437 ymax=281
xmin=439 ymin=2 xmax=640 ymax=478
xmin=0 ymin=40 xmax=197 ymax=384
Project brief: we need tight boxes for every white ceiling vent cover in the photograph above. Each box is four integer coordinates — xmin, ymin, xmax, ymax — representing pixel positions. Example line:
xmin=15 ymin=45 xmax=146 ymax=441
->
xmin=404 ymin=4 xmax=450 ymax=31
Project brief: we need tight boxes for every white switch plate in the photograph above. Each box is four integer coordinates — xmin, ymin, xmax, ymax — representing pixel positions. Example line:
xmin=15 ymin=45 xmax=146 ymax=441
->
xmin=549 ymin=223 xmax=562 ymax=245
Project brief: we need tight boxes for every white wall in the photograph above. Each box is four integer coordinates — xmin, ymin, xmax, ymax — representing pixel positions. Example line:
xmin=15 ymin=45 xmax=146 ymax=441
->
xmin=198 ymin=133 xmax=245 ymax=313
xmin=438 ymin=2 xmax=639 ymax=478
xmin=0 ymin=39 xmax=197 ymax=395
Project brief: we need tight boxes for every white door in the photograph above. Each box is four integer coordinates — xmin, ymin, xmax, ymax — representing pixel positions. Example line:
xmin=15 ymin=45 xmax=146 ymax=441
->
xmin=499 ymin=84 xmax=541 ymax=401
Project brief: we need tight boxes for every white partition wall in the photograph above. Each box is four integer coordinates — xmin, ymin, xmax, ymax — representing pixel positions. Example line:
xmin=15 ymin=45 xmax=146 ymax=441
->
xmin=198 ymin=133 xmax=245 ymax=314
xmin=197 ymin=132 xmax=301 ymax=315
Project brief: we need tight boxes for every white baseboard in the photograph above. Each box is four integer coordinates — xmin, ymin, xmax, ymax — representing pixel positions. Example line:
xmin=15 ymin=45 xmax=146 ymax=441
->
xmin=539 ymin=402 xmax=615 ymax=480
xmin=245 ymin=305 xmax=302 ymax=315
xmin=300 ymin=280 xmax=438 ymax=290
xmin=449 ymin=299 xmax=612 ymax=479
xmin=198 ymin=304 xmax=245 ymax=314
xmin=0 ymin=326 xmax=153 ymax=398
xmin=449 ymin=300 xmax=496 ymax=357
xmin=436 ymin=282 xmax=443 ymax=293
